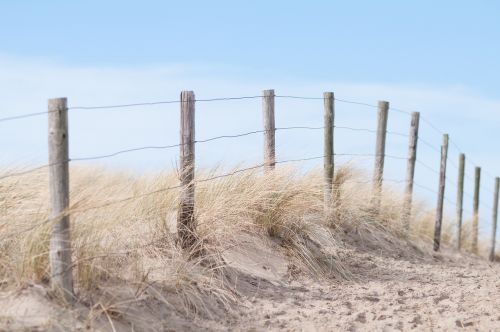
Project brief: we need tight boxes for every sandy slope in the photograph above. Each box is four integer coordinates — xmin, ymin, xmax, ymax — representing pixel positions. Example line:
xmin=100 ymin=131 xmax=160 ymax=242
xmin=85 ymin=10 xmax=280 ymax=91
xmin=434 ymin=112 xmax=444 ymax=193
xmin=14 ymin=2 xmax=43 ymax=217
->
xmin=228 ymin=249 xmax=500 ymax=331
xmin=1 ymin=231 xmax=499 ymax=332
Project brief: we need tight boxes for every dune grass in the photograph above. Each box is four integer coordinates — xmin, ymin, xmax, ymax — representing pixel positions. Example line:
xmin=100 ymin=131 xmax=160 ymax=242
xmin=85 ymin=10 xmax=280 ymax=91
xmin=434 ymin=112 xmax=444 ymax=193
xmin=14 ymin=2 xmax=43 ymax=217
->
xmin=0 ymin=164 xmax=492 ymax=321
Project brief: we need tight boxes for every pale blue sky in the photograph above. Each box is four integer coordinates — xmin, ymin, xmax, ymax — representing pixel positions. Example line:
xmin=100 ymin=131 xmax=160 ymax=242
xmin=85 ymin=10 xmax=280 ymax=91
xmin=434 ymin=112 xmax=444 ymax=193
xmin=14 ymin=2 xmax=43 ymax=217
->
xmin=2 ymin=1 xmax=500 ymax=94
xmin=1 ymin=1 xmax=500 ymax=239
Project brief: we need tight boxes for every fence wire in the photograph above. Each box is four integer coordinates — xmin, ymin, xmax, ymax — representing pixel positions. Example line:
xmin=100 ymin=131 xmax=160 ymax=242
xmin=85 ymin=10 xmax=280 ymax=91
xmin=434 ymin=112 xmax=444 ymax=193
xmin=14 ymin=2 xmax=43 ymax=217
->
xmin=0 ymin=121 xmax=411 ymax=181
xmin=1 ymin=93 xmax=497 ymax=236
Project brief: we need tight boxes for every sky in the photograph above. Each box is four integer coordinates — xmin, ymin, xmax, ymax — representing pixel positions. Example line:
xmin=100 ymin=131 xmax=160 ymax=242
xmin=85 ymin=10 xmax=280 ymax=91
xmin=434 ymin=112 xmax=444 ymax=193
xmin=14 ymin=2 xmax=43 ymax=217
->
xmin=1 ymin=0 xmax=500 ymax=239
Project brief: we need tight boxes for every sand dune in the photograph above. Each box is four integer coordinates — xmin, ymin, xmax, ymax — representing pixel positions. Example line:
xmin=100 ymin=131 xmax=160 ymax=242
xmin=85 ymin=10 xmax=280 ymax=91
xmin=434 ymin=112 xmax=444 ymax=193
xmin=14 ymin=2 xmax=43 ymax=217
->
xmin=0 ymin=166 xmax=498 ymax=331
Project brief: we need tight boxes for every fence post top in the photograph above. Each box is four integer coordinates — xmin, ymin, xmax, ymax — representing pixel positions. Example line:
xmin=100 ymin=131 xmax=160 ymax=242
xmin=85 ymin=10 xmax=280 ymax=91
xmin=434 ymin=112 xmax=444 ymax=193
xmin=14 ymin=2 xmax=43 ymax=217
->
xmin=442 ymin=133 xmax=449 ymax=144
xmin=323 ymin=92 xmax=334 ymax=98
xmin=48 ymin=97 xmax=67 ymax=104
xmin=263 ymin=89 xmax=275 ymax=96
xmin=378 ymin=100 xmax=389 ymax=109
xmin=48 ymin=98 xmax=68 ymax=113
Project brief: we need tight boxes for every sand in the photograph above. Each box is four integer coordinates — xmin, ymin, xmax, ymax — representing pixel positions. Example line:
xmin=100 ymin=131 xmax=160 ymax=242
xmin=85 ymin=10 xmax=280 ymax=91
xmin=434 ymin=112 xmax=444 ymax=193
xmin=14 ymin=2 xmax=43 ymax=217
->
xmin=1 ymin=231 xmax=499 ymax=331
xmin=229 ymin=250 xmax=500 ymax=331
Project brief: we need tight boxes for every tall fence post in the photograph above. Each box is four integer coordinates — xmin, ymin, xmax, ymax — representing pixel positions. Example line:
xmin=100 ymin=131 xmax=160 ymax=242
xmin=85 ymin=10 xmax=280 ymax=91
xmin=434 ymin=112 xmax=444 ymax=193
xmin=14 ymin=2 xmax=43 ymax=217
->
xmin=472 ymin=166 xmax=481 ymax=254
xmin=490 ymin=177 xmax=499 ymax=261
xmin=263 ymin=89 xmax=275 ymax=173
xmin=402 ymin=111 xmax=420 ymax=233
xmin=48 ymin=97 xmax=74 ymax=302
xmin=323 ymin=92 xmax=334 ymax=216
xmin=433 ymin=134 xmax=449 ymax=251
xmin=178 ymin=91 xmax=197 ymax=250
xmin=456 ymin=153 xmax=465 ymax=250
xmin=372 ymin=100 xmax=389 ymax=211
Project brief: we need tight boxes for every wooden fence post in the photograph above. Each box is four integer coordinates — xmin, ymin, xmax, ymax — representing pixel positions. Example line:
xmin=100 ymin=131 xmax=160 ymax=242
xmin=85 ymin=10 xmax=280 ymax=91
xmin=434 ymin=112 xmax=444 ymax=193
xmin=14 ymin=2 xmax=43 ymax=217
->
xmin=263 ymin=89 xmax=275 ymax=173
xmin=48 ymin=97 xmax=74 ymax=302
xmin=323 ymin=92 xmax=334 ymax=215
xmin=490 ymin=177 xmax=499 ymax=261
xmin=472 ymin=166 xmax=481 ymax=254
xmin=433 ymin=134 xmax=448 ymax=251
xmin=402 ymin=111 xmax=420 ymax=233
xmin=178 ymin=91 xmax=197 ymax=250
xmin=456 ymin=153 xmax=465 ymax=250
xmin=372 ymin=100 xmax=389 ymax=211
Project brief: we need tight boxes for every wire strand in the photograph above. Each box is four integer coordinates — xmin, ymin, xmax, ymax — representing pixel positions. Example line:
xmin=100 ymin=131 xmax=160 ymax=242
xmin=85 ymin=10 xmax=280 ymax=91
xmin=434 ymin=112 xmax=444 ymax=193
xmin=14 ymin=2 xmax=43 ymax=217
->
xmin=4 ymin=159 xmax=414 ymax=241
xmin=388 ymin=106 xmax=415 ymax=116
xmin=69 ymin=96 xmax=263 ymax=110
xmin=334 ymin=98 xmax=378 ymax=109
xmin=0 ymin=163 xmax=60 ymax=180
xmin=1 ymin=93 xmax=495 ymax=190
xmin=275 ymin=95 xmax=323 ymax=100
xmin=1 ymin=155 xmax=331 ymax=238
xmin=0 ymin=111 xmax=52 ymax=123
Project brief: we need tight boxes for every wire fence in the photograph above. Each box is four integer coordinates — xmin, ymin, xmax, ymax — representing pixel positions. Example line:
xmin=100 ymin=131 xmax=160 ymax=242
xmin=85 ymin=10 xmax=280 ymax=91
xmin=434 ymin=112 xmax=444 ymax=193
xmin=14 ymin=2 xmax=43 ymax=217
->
xmin=1 ymin=92 xmax=497 ymax=240
xmin=3 ymin=89 xmax=500 ymax=297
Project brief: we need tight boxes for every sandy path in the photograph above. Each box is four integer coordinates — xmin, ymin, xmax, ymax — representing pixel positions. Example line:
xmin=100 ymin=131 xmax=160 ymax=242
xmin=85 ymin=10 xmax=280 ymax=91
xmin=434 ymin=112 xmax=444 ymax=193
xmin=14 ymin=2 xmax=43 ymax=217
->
xmin=1 ymin=235 xmax=499 ymax=331
xmin=227 ymin=249 xmax=500 ymax=331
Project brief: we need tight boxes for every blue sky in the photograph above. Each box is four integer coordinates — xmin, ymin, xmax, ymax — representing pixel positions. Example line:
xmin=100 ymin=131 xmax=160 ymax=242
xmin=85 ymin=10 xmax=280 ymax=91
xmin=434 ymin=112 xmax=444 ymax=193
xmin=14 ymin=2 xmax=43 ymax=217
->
xmin=2 ymin=1 xmax=500 ymax=93
xmin=1 ymin=1 xmax=500 ymax=239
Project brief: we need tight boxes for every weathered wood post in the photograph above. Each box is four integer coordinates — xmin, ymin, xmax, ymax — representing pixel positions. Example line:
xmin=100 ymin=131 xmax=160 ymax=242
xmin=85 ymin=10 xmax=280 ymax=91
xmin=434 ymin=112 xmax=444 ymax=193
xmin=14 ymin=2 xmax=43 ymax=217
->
xmin=433 ymin=134 xmax=448 ymax=251
xmin=178 ymin=91 xmax=197 ymax=249
xmin=472 ymin=166 xmax=481 ymax=254
xmin=323 ymin=92 xmax=334 ymax=215
xmin=372 ymin=100 xmax=389 ymax=211
xmin=263 ymin=89 xmax=275 ymax=173
xmin=456 ymin=153 xmax=465 ymax=250
xmin=489 ymin=177 xmax=499 ymax=261
xmin=402 ymin=112 xmax=420 ymax=233
xmin=48 ymin=97 xmax=74 ymax=302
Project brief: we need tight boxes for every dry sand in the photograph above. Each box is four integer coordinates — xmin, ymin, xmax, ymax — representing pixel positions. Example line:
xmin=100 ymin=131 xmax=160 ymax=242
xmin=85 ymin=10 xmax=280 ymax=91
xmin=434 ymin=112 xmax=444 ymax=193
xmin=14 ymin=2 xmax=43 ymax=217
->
xmin=1 ymin=228 xmax=499 ymax=332
xmin=229 ymin=248 xmax=500 ymax=331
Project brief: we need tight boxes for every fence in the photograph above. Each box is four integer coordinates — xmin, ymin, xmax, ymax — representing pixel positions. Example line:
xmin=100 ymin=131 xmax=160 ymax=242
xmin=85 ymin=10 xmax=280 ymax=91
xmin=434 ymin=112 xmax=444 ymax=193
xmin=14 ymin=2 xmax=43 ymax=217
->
xmin=1 ymin=89 xmax=499 ymax=301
